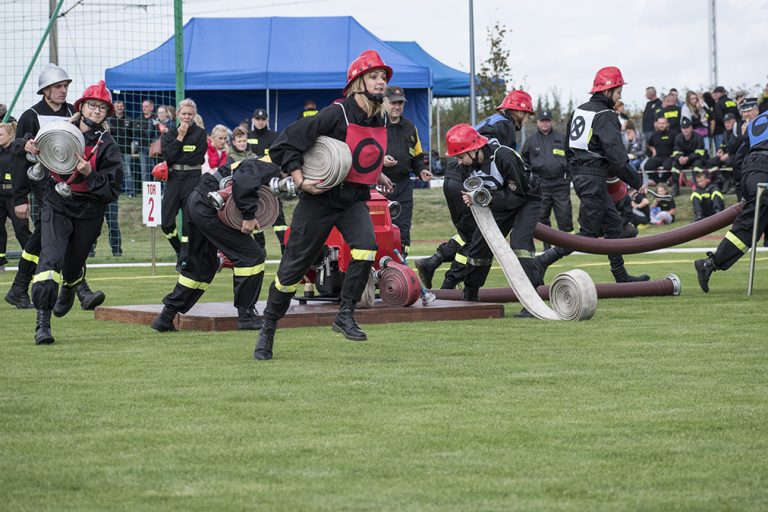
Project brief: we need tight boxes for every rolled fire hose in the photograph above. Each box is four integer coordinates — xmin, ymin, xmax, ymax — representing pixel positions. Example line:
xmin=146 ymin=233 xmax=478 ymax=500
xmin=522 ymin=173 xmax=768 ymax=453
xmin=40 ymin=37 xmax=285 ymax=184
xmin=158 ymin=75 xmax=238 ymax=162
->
xmin=534 ymin=202 xmax=744 ymax=255
xmin=358 ymin=273 xmax=376 ymax=309
xmin=379 ymin=260 xmax=422 ymax=307
xmin=468 ymin=197 xmax=597 ymax=321
xmin=301 ymin=136 xmax=352 ymax=189
xmin=431 ymin=274 xmax=682 ymax=302
xmin=35 ymin=120 xmax=84 ymax=175
xmin=217 ymin=187 xmax=280 ymax=230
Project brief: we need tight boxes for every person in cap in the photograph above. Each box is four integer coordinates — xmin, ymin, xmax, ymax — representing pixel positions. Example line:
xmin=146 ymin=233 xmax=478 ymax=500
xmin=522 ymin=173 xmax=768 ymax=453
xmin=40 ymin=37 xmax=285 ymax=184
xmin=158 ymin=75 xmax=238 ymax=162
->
xmin=444 ymin=123 xmax=543 ymax=315
xmin=30 ymin=80 xmax=123 ymax=345
xmin=247 ymin=108 xmax=277 ymax=158
xmin=5 ymin=64 xmax=104 ymax=312
xmin=535 ymin=66 xmax=650 ymax=284
xmin=694 ymin=107 xmax=768 ymax=290
xmin=521 ymin=110 xmax=572 ymax=246
xmin=711 ymin=86 xmax=741 ymax=150
xmin=159 ymin=98 xmax=207 ymax=268
xmin=151 ymin=157 xmax=278 ymax=333
xmin=671 ymin=117 xmax=707 ymax=183
xmin=415 ymin=89 xmax=535 ymax=290
xmin=253 ymin=49 xmax=395 ymax=360
xmin=381 ymin=85 xmax=431 ymax=257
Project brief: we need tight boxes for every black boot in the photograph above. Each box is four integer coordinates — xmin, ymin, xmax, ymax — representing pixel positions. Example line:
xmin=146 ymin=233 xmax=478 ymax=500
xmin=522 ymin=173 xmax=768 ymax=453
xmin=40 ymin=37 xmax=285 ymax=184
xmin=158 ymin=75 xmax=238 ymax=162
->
xmin=694 ymin=254 xmax=717 ymax=293
xmin=34 ymin=310 xmax=55 ymax=345
xmin=53 ymin=285 xmax=77 ymax=318
xmin=611 ymin=265 xmax=650 ymax=283
xmin=237 ymin=306 xmax=264 ymax=330
xmin=515 ymin=308 xmax=535 ymax=318
xmin=332 ymin=301 xmax=367 ymax=341
xmin=415 ymin=252 xmax=443 ymax=289
xmin=5 ymin=284 xmax=33 ymax=309
xmin=151 ymin=306 xmax=178 ymax=332
xmin=254 ymin=319 xmax=277 ymax=360
xmin=461 ymin=287 xmax=479 ymax=302
xmin=76 ymin=280 xmax=106 ymax=310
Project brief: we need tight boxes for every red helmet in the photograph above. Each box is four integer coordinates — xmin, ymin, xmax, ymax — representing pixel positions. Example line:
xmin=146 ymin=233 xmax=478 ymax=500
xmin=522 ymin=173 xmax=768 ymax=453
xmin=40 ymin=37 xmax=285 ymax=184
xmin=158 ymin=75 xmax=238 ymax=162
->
xmin=343 ymin=50 xmax=393 ymax=94
xmin=496 ymin=89 xmax=534 ymax=113
xmin=590 ymin=66 xmax=626 ymax=93
xmin=445 ymin=123 xmax=488 ymax=157
xmin=151 ymin=161 xmax=168 ymax=182
xmin=74 ymin=80 xmax=114 ymax=116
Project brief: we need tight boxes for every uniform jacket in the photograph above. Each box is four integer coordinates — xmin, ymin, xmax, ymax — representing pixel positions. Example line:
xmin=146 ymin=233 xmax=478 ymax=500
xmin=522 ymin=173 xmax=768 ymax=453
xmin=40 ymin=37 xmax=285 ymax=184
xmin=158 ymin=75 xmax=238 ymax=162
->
xmin=475 ymin=113 xmax=517 ymax=149
xmin=520 ymin=129 xmax=567 ymax=180
xmin=0 ymin=140 xmax=26 ymax=196
xmin=383 ymin=116 xmax=425 ymax=182
xmin=647 ymin=130 xmax=675 ymax=158
xmin=642 ymin=98 xmax=663 ymax=133
xmin=466 ymin=141 xmax=540 ymax=212
xmin=106 ymin=113 xmax=134 ymax=154
xmin=691 ymin=182 xmax=724 ymax=219
xmin=661 ymin=105 xmax=682 ymax=134
xmin=673 ymin=132 xmax=706 ymax=158
xmin=247 ymin=127 xmax=278 ymax=158
xmin=198 ymin=158 xmax=281 ymax=221
xmin=134 ymin=114 xmax=160 ymax=149
xmin=565 ymin=93 xmax=642 ymax=189
xmin=713 ymin=96 xmax=741 ymax=135
xmin=161 ymin=123 xmax=207 ymax=167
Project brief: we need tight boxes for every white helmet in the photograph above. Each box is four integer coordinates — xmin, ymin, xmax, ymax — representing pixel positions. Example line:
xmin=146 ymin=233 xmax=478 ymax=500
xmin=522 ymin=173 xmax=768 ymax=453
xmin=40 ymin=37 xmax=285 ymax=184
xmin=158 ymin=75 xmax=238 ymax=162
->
xmin=37 ymin=63 xmax=72 ymax=95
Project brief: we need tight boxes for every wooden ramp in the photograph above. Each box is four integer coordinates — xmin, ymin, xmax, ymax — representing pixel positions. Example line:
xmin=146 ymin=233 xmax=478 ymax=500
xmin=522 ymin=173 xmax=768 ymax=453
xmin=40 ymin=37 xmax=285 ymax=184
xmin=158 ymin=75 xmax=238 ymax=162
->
xmin=94 ymin=299 xmax=504 ymax=332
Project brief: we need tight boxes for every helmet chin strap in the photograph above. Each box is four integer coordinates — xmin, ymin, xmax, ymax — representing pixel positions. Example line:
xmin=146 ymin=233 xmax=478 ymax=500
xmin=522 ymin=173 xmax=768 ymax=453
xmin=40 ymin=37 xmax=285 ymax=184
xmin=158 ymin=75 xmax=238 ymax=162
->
xmin=360 ymin=91 xmax=384 ymax=104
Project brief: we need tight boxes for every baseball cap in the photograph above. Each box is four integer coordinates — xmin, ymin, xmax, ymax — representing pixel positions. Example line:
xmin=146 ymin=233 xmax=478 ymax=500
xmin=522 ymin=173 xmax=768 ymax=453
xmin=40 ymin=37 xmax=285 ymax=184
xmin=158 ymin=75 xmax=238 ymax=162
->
xmin=385 ymin=85 xmax=406 ymax=102
xmin=680 ymin=117 xmax=692 ymax=128
xmin=252 ymin=108 xmax=268 ymax=119
xmin=713 ymin=86 xmax=727 ymax=94
xmin=739 ymin=97 xmax=758 ymax=112
xmin=539 ymin=110 xmax=553 ymax=120
xmin=723 ymin=113 xmax=737 ymax=121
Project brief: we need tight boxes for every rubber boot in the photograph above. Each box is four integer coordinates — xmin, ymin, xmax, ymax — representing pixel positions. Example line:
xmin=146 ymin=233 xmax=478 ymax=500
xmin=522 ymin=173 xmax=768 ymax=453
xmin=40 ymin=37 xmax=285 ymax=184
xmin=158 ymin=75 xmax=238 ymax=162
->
xmin=254 ymin=319 xmax=277 ymax=360
xmin=611 ymin=265 xmax=650 ymax=283
xmin=34 ymin=310 xmax=55 ymax=345
xmin=237 ymin=306 xmax=264 ymax=331
xmin=53 ymin=285 xmax=77 ymax=318
xmin=461 ymin=287 xmax=479 ymax=302
xmin=332 ymin=301 xmax=367 ymax=341
xmin=694 ymin=254 xmax=717 ymax=293
xmin=76 ymin=280 xmax=105 ymax=310
xmin=5 ymin=271 xmax=33 ymax=309
xmin=415 ymin=252 xmax=443 ymax=290
xmin=151 ymin=306 xmax=178 ymax=332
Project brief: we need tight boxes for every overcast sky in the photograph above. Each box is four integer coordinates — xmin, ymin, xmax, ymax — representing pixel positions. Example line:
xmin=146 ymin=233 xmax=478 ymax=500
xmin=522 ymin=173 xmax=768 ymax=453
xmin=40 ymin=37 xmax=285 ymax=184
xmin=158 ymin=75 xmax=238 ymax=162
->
xmin=185 ymin=0 xmax=768 ymax=110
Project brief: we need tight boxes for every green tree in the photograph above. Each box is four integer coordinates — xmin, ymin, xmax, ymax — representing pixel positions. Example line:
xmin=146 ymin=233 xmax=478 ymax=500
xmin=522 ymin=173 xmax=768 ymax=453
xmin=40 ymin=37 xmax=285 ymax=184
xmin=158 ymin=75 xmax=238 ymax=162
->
xmin=476 ymin=21 xmax=514 ymax=118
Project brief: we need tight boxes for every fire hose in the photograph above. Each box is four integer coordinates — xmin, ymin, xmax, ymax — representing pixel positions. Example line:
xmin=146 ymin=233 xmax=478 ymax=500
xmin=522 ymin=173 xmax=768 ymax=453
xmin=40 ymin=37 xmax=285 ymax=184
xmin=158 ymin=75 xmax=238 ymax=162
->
xmin=209 ymin=186 xmax=280 ymax=230
xmin=464 ymin=177 xmax=597 ymax=321
xmin=378 ymin=257 xmax=422 ymax=307
xmin=431 ymin=274 xmax=682 ymax=303
xmin=300 ymin=135 xmax=352 ymax=189
xmin=534 ymin=202 xmax=744 ymax=255
xmin=29 ymin=120 xmax=84 ymax=181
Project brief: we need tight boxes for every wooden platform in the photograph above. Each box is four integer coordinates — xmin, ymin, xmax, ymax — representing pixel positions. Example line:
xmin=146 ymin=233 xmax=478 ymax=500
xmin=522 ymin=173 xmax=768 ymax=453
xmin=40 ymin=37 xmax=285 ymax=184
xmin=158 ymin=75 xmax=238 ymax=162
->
xmin=94 ymin=299 xmax=505 ymax=331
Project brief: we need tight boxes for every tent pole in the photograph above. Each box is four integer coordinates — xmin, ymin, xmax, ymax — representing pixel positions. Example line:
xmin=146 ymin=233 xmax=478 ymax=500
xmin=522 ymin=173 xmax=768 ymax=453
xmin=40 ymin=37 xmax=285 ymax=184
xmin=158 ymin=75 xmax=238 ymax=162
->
xmin=266 ymin=88 xmax=270 ymax=121
xmin=436 ymin=98 xmax=441 ymax=157
xmin=427 ymin=88 xmax=433 ymax=171
xmin=274 ymin=91 xmax=279 ymax=131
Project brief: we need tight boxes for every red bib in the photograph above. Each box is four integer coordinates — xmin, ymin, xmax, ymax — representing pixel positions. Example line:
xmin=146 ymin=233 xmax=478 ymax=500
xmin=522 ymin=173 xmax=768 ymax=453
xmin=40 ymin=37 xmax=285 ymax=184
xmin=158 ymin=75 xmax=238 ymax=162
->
xmin=337 ymin=103 xmax=387 ymax=185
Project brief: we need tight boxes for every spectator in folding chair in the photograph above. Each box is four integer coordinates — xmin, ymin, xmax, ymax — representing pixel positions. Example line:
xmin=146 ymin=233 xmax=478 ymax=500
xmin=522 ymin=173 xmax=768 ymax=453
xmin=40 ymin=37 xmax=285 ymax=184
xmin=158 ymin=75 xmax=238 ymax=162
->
xmin=643 ymin=116 xmax=675 ymax=188
xmin=671 ymin=117 xmax=707 ymax=185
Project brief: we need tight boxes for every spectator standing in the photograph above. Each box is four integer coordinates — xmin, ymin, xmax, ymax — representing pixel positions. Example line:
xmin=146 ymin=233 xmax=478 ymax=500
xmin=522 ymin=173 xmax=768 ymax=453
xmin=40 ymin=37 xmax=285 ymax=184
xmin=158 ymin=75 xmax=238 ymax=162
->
xmin=107 ymin=100 xmax=135 ymax=197
xmin=382 ymin=85 xmax=431 ymax=257
xmin=711 ymin=86 xmax=741 ymax=149
xmin=247 ymin=108 xmax=277 ymax=158
xmin=134 ymin=99 xmax=160 ymax=183
xmin=298 ymin=99 xmax=319 ymax=120
xmin=661 ymin=93 xmax=682 ymax=135
xmin=642 ymin=86 xmax=663 ymax=141
xmin=759 ymin=83 xmax=768 ymax=113
xmin=681 ymin=91 xmax=711 ymax=151
xmin=0 ymin=121 xmax=31 ymax=268
xmin=0 ymin=103 xmax=16 ymax=123
xmin=521 ymin=109 xmax=572 ymax=242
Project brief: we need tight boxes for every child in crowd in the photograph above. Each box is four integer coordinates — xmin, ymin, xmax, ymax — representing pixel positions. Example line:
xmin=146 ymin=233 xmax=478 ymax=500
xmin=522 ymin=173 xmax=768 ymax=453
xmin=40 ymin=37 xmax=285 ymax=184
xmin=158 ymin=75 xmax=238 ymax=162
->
xmin=691 ymin=171 xmax=725 ymax=222
xmin=226 ymin=127 xmax=256 ymax=163
xmin=650 ymin=182 xmax=677 ymax=225
xmin=203 ymin=124 xmax=228 ymax=173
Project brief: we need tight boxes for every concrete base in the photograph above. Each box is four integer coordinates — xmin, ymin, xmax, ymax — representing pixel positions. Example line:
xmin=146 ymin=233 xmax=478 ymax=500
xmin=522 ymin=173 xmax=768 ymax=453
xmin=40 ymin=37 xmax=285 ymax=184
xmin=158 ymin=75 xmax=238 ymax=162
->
xmin=94 ymin=299 xmax=504 ymax=332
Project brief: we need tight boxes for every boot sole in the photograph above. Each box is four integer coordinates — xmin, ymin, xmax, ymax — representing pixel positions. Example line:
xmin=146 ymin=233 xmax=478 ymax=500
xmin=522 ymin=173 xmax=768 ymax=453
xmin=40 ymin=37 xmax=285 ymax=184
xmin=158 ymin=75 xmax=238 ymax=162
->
xmin=80 ymin=292 xmax=106 ymax=311
xmin=253 ymin=351 xmax=273 ymax=360
xmin=237 ymin=322 xmax=264 ymax=331
xmin=5 ymin=295 xmax=33 ymax=309
xmin=331 ymin=322 xmax=367 ymax=341
xmin=35 ymin=335 xmax=55 ymax=345
xmin=53 ymin=303 xmax=75 ymax=318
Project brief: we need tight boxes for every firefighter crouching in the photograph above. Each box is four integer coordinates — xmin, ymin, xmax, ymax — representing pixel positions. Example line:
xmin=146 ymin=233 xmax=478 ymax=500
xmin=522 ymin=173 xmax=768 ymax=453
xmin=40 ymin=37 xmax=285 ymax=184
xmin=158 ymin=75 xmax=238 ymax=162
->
xmin=31 ymin=80 xmax=123 ymax=345
xmin=253 ymin=49 xmax=394 ymax=361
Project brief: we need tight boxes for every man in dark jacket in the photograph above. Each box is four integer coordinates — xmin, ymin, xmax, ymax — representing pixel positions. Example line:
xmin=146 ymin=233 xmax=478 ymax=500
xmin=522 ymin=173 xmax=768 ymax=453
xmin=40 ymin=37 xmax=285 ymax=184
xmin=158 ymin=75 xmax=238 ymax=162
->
xmin=536 ymin=66 xmax=649 ymax=284
xmin=644 ymin=116 xmax=676 ymax=187
xmin=382 ymin=85 xmax=431 ymax=256
xmin=474 ymin=89 xmax=534 ymax=149
xmin=671 ymin=117 xmax=707 ymax=184
xmin=247 ymin=108 xmax=278 ymax=158
xmin=521 ymin=110 xmax=572 ymax=243
xmin=107 ymin=100 xmax=135 ymax=197
xmin=661 ymin=93 xmax=682 ymax=135
xmin=711 ymin=86 xmax=741 ymax=150
xmin=642 ymin=86 xmax=663 ymax=142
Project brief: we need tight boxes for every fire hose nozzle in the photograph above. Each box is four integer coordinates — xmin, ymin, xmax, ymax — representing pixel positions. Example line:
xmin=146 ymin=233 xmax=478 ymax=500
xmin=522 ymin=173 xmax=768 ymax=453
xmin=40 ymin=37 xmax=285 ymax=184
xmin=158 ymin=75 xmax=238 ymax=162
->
xmin=269 ymin=176 xmax=297 ymax=200
xmin=55 ymin=181 xmax=72 ymax=198
xmin=218 ymin=175 xmax=232 ymax=190
xmin=379 ymin=255 xmax=393 ymax=268
xmin=388 ymin=201 xmax=401 ymax=220
xmin=469 ymin=187 xmax=492 ymax=207
xmin=27 ymin=163 xmax=45 ymax=181
xmin=463 ymin=176 xmax=485 ymax=192
xmin=207 ymin=190 xmax=225 ymax=210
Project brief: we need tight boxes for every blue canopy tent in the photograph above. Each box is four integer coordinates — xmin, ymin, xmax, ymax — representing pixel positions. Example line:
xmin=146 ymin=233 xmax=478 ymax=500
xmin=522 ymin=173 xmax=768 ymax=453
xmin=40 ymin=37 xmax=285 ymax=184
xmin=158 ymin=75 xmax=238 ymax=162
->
xmin=384 ymin=41 xmax=471 ymax=98
xmin=106 ymin=16 xmax=433 ymax=151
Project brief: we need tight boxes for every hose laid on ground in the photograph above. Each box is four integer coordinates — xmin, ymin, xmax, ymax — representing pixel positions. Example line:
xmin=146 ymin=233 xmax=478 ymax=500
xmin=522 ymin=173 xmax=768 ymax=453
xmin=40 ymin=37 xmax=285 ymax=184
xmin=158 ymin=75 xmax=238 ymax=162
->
xmin=533 ymin=202 xmax=744 ymax=255
xmin=378 ymin=261 xmax=422 ymax=307
xmin=431 ymin=274 xmax=682 ymax=302
xmin=301 ymin=136 xmax=352 ymax=189
xmin=35 ymin=120 xmax=84 ymax=175
xmin=470 ymin=202 xmax=596 ymax=321
xmin=218 ymin=187 xmax=280 ymax=230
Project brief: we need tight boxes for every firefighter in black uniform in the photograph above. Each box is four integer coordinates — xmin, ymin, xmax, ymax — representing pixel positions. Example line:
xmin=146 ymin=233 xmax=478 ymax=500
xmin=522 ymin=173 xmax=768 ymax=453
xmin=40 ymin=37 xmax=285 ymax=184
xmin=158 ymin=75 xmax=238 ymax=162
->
xmin=297 ymin=99 xmax=319 ymax=120
xmin=31 ymin=81 xmax=123 ymax=345
xmin=248 ymin=108 xmax=287 ymax=253
xmin=445 ymin=124 xmax=543 ymax=305
xmin=160 ymin=98 xmax=207 ymax=267
xmin=416 ymin=90 xmax=535 ymax=290
xmin=691 ymin=170 xmax=725 ymax=221
xmin=151 ymin=158 xmax=277 ymax=332
xmin=253 ymin=49 xmax=395 ymax=360
xmin=695 ymin=108 xmax=768 ymax=291
xmin=382 ymin=85 xmax=431 ymax=256
xmin=521 ymin=109 xmax=572 ymax=244
xmin=536 ymin=66 xmax=650 ymax=283
xmin=644 ymin=115 xmax=675 ymax=187
xmin=0 ymin=121 xmax=31 ymax=267
xmin=671 ymin=117 xmax=707 ymax=183
xmin=5 ymin=64 xmax=104 ymax=310
xmin=660 ymin=94 xmax=682 ymax=135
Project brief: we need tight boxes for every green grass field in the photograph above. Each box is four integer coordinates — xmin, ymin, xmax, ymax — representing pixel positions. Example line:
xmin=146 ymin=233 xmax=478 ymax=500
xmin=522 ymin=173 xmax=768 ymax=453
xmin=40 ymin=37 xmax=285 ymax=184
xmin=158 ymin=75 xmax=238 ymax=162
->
xmin=2 ymin=188 xmax=768 ymax=511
